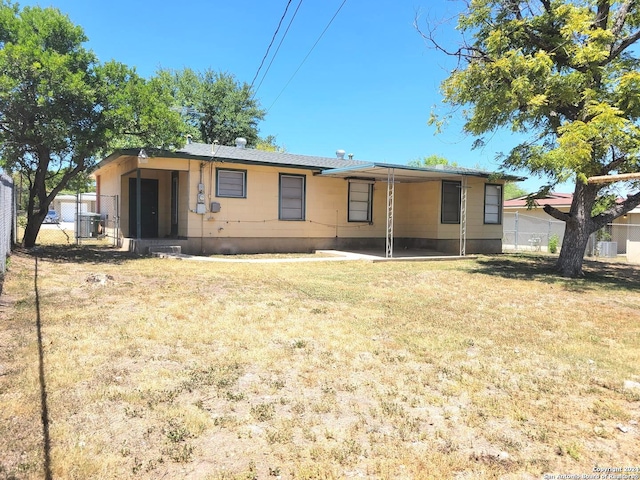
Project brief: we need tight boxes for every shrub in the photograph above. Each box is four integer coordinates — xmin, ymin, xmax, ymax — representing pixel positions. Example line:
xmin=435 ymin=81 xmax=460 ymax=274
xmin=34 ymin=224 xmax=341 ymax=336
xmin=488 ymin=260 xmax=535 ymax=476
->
xmin=549 ymin=234 xmax=559 ymax=254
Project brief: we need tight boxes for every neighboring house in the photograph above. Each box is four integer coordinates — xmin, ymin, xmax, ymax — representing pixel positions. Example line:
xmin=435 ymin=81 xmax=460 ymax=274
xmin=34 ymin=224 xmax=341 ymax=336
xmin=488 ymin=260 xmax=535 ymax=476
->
xmin=504 ymin=192 xmax=640 ymax=262
xmin=504 ymin=192 xmax=573 ymax=217
xmin=503 ymin=193 xmax=571 ymax=251
xmin=93 ymin=139 xmax=522 ymax=256
xmin=51 ymin=193 xmax=97 ymax=222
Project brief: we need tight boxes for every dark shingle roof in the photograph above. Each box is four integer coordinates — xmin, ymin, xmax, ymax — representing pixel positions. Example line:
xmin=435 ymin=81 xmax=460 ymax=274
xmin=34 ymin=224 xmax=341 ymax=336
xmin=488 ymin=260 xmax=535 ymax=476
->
xmin=179 ymin=142 xmax=367 ymax=170
xmin=96 ymin=141 xmax=525 ymax=181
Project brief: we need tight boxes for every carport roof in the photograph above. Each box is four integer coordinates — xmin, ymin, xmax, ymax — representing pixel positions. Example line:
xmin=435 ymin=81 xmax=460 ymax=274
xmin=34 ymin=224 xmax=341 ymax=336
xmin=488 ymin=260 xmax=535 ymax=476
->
xmin=317 ymin=162 xmax=524 ymax=183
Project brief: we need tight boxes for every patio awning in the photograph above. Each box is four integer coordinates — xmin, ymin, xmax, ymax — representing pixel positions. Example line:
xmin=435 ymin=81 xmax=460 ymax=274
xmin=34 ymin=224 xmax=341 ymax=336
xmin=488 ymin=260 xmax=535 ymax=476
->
xmin=316 ymin=162 xmax=523 ymax=182
xmin=317 ymin=162 xmax=523 ymax=259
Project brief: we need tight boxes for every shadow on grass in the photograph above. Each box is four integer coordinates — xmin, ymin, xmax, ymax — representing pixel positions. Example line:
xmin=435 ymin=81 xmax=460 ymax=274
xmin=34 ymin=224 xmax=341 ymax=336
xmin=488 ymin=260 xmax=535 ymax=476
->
xmin=34 ymin=257 xmax=52 ymax=480
xmin=472 ymin=254 xmax=640 ymax=292
xmin=15 ymin=244 xmax=141 ymax=265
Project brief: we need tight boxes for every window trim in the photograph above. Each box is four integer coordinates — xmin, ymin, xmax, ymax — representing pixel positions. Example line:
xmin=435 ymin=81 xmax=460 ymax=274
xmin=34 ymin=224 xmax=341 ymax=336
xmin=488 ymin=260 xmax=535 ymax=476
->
xmin=484 ymin=183 xmax=503 ymax=224
xmin=279 ymin=173 xmax=306 ymax=221
xmin=347 ymin=181 xmax=373 ymax=223
xmin=216 ymin=168 xmax=247 ymax=198
xmin=441 ymin=180 xmax=461 ymax=224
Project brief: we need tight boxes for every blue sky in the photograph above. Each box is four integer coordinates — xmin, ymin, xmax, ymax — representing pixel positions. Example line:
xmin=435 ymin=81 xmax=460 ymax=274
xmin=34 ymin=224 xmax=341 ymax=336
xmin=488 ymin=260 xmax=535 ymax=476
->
xmin=22 ymin=0 xmax=548 ymax=192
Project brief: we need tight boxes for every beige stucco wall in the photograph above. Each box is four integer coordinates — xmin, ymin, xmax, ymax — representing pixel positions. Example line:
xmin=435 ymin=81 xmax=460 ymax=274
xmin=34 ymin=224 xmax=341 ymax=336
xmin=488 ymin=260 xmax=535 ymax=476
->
xmin=394 ymin=182 xmax=439 ymax=238
xmin=192 ymin=162 xmax=387 ymax=239
xmin=436 ymin=177 xmax=504 ymax=241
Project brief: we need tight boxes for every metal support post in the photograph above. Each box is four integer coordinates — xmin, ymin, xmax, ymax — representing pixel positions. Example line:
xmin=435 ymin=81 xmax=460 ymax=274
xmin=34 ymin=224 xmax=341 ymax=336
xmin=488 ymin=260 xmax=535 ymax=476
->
xmin=386 ymin=168 xmax=395 ymax=258
xmin=459 ymin=177 xmax=467 ymax=256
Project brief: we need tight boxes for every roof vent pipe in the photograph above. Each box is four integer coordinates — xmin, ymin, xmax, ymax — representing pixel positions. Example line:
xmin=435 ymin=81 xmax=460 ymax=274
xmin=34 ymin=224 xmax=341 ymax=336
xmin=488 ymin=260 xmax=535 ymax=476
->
xmin=348 ymin=153 xmax=354 ymax=160
xmin=235 ymin=137 xmax=247 ymax=148
xmin=336 ymin=149 xmax=345 ymax=159
xmin=186 ymin=134 xmax=192 ymax=144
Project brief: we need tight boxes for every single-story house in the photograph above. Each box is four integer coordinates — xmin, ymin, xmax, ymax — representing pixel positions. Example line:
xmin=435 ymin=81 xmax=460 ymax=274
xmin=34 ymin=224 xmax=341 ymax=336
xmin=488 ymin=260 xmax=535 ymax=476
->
xmin=93 ymin=139 xmax=523 ymax=256
xmin=51 ymin=193 xmax=97 ymax=222
xmin=503 ymin=192 xmax=640 ymax=262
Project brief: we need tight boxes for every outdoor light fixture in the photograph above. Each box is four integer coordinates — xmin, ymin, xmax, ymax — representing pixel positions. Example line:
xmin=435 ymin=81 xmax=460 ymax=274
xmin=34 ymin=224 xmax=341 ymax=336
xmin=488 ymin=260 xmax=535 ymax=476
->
xmin=137 ymin=149 xmax=148 ymax=164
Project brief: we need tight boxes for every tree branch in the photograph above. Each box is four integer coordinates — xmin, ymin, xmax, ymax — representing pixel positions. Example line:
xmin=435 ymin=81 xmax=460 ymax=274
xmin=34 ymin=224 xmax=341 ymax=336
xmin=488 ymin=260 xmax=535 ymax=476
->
xmin=592 ymin=190 xmax=640 ymax=229
xmin=611 ymin=0 xmax=633 ymax=37
xmin=540 ymin=0 xmax=552 ymax=14
xmin=413 ymin=14 xmax=492 ymax=64
xmin=543 ymin=204 xmax=571 ymax=222
xmin=608 ymin=29 xmax=640 ymax=63
xmin=594 ymin=0 xmax=610 ymax=31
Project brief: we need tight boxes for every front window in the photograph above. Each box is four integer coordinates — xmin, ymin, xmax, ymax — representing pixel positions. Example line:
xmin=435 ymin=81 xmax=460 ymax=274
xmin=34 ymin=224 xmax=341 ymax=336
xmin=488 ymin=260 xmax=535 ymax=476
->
xmin=441 ymin=181 xmax=461 ymax=224
xmin=484 ymin=184 xmax=502 ymax=224
xmin=279 ymin=174 xmax=305 ymax=220
xmin=348 ymin=181 xmax=373 ymax=222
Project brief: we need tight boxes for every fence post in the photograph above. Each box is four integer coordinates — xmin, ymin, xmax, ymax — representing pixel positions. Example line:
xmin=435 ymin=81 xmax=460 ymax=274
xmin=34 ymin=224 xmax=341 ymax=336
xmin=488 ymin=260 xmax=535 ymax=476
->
xmin=514 ymin=211 xmax=519 ymax=250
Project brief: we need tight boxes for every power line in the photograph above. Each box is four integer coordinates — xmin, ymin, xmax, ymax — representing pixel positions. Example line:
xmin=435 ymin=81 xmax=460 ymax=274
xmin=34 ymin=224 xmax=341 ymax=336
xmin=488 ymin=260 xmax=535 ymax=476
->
xmin=250 ymin=0 xmax=294 ymax=91
xmin=267 ymin=0 xmax=348 ymax=112
xmin=254 ymin=0 xmax=304 ymax=96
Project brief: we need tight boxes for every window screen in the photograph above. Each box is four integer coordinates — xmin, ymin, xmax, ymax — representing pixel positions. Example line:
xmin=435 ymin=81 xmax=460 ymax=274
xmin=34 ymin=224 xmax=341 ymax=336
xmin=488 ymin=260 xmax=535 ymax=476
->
xmin=484 ymin=184 xmax=502 ymax=224
xmin=348 ymin=182 xmax=373 ymax=222
xmin=279 ymin=174 xmax=305 ymax=220
xmin=217 ymin=169 xmax=246 ymax=198
xmin=441 ymin=181 xmax=461 ymax=224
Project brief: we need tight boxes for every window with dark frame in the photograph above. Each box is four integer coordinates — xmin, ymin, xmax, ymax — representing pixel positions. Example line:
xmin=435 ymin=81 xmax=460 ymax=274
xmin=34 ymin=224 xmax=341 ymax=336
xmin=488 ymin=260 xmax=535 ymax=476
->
xmin=216 ymin=168 xmax=246 ymax=198
xmin=484 ymin=184 xmax=502 ymax=224
xmin=279 ymin=174 xmax=305 ymax=220
xmin=441 ymin=180 xmax=461 ymax=224
xmin=348 ymin=181 xmax=373 ymax=222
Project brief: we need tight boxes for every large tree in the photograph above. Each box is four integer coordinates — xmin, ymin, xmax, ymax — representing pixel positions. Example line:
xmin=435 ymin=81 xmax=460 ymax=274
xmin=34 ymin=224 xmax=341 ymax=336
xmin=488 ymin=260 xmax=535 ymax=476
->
xmin=0 ymin=2 xmax=185 ymax=247
xmin=421 ymin=0 xmax=640 ymax=277
xmin=157 ymin=68 xmax=266 ymax=147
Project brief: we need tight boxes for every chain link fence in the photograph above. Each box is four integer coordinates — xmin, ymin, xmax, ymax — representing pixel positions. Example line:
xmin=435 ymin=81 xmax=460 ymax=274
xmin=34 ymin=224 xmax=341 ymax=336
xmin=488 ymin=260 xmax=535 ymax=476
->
xmin=503 ymin=212 xmax=566 ymax=253
xmin=503 ymin=211 xmax=640 ymax=262
xmin=1 ymin=169 xmax=15 ymax=275
xmin=17 ymin=193 xmax=119 ymax=247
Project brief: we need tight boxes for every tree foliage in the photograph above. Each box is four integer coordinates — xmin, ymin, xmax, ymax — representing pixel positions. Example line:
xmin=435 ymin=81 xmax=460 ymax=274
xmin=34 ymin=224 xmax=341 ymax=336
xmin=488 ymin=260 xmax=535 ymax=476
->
xmin=408 ymin=154 xmax=458 ymax=167
xmin=157 ymin=68 xmax=266 ymax=147
xmin=421 ymin=0 xmax=640 ymax=276
xmin=0 ymin=2 xmax=185 ymax=247
xmin=504 ymin=182 xmax=528 ymax=200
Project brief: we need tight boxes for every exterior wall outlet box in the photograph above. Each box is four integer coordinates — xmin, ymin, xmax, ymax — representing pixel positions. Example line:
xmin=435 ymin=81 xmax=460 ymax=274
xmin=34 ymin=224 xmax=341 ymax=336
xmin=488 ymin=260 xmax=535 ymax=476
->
xmin=210 ymin=202 xmax=221 ymax=213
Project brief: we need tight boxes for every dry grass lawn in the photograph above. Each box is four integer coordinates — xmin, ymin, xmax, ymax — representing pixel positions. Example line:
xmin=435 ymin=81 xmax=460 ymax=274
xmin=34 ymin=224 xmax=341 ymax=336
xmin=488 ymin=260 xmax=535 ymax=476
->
xmin=0 ymin=247 xmax=639 ymax=479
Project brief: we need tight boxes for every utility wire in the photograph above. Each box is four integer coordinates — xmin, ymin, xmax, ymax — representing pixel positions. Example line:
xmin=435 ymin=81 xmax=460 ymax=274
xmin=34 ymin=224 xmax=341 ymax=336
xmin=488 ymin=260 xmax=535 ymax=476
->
xmin=253 ymin=0 xmax=304 ymax=96
xmin=267 ymin=0 xmax=347 ymax=112
xmin=250 ymin=0 xmax=294 ymax=91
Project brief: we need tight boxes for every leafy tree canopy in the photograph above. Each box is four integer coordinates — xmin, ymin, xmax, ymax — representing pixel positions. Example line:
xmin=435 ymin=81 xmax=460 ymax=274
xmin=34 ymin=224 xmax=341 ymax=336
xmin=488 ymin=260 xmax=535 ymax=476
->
xmin=420 ymin=0 xmax=640 ymax=276
xmin=157 ymin=67 xmax=266 ymax=147
xmin=408 ymin=154 xmax=458 ymax=167
xmin=504 ymin=182 xmax=528 ymax=200
xmin=256 ymin=135 xmax=285 ymax=152
xmin=0 ymin=2 xmax=185 ymax=247
xmin=0 ymin=1 xmax=183 ymax=247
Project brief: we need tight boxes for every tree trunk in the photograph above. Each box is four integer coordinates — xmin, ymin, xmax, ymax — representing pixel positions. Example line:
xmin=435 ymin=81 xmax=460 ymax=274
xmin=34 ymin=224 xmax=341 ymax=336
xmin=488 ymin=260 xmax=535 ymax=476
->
xmin=555 ymin=221 xmax=591 ymax=277
xmin=554 ymin=181 xmax=598 ymax=277
xmin=22 ymin=211 xmax=47 ymax=248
